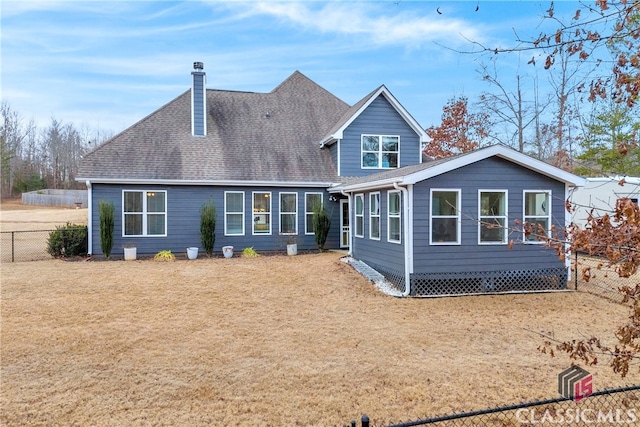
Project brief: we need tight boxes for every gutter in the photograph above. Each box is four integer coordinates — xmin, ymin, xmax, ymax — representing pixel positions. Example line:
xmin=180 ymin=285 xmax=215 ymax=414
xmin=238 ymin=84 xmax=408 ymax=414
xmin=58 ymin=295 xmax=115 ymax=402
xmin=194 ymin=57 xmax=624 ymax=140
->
xmin=394 ymin=181 xmax=411 ymax=297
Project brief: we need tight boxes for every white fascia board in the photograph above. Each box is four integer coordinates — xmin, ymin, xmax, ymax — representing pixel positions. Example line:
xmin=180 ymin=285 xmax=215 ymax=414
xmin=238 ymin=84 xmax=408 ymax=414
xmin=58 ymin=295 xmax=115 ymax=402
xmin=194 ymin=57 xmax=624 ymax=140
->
xmin=77 ymin=178 xmax=335 ymax=188
xmin=320 ymin=86 xmax=429 ymax=148
xmin=335 ymin=178 xmax=404 ymax=193
xmin=403 ymin=146 xmax=587 ymax=187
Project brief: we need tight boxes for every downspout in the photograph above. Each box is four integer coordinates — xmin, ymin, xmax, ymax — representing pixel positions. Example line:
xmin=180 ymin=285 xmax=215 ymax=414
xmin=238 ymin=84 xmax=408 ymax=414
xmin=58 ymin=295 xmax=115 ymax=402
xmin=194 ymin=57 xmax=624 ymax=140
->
xmin=86 ymin=180 xmax=92 ymax=255
xmin=340 ymin=189 xmax=353 ymax=256
xmin=394 ymin=182 xmax=411 ymax=296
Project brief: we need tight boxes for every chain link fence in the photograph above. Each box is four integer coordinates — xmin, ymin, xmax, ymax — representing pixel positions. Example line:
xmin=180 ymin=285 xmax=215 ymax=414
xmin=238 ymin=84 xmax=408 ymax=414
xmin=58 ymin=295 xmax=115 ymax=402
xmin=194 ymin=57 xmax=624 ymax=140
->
xmin=1 ymin=227 xmax=87 ymax=262
xmin=574 ymin=252 xmax=639 ymax=303
xmin=348 ymin=384 xmax=640 ymax=426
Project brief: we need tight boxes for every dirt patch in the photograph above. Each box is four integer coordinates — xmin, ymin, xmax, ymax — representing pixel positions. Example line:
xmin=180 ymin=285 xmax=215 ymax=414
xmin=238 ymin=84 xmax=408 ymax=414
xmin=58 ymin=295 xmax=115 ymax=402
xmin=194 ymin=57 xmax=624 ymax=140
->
xmin=1 ymin=253 xmax=633 ymax=426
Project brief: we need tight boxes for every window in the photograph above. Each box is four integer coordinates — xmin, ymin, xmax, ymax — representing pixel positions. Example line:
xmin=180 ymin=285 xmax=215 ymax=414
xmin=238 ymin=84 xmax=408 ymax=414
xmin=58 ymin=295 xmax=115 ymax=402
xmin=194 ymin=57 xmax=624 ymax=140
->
xmin=252 ymin=192 xmax=271 ymax=235
xmin=280 ymin=192 xmax=297 ymax=235
xmin=524 ymin=191 xmax=551 ymax=243
xmin=388 ymin=191 xmax=401 ymax=243
xmin=361 ymin=135 xmax=399 ymax=169
xmin=305 ymin=193 xmax=323 ymax=234
xmin=430 ymin=189 xmax=460 ymax=245
xmin=225 ymin=191 xmax=244 ymax=235
xmin=369 ymin=192 xmax=380 ymax=240
xmin=122 ymin=190 xmax=166 ymax=236
xmin=355 ymin=194 xmax=364 ymax=238
xmin=479 ymin=190 xmax=507 ymax=244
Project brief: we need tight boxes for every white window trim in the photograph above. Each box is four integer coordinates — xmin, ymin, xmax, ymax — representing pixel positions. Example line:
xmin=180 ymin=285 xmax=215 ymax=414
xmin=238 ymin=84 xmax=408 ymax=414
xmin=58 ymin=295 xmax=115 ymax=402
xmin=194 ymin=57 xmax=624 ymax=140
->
xmin=523 ymin=190 xmax=552 ymax=244
xmin=354 ymin=193 xmax=365 ymax=238
xmin=361 ymin=134 xmax=400 ymax=169
xmin=478 ymin=189 xmax=508 ymax=245
xmin=387 ymin=190 xmax=401 ymax=244
xmin=429 ymin=188 xmax=461 ymax=245
xmin=304 ymin=192 xmax=323 ymax=235
xmin=224 ymin=191 xmax=245 ymax=236
xmin=121 ymin=189 xmax=167 ymax=237
xmin=279 ymin=192 xmax=298 ymax=235
xmin=369 ymin=192 xmax=381 ymax=240
xmin=252 ymin=191 xmax=272 ymax=236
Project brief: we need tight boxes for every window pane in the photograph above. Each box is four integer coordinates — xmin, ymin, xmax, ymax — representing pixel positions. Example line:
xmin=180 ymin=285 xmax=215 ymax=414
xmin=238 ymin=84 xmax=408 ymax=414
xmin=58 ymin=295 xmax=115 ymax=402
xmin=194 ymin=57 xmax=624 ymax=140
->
xmin=281 ymin=214 xmax=296 ymax=234
xmin=382 ymin=136 xmax=398 ymax=151
xmin=370 ymin=194 xmax=379 ymax=215
xmin=356 ymin=216 xmax=363 ymax=236
xmin=526 ymin=219 xmax=549 ymax=241
xmin=124 ymin=192 xmax=142 ymax=213
xmin=147 ymin=214 xmax=165 ymax=235
xmin=480 ymin=218 xmax=505 ymax=242
xmin=382 ymin=153 xmax=397 ymax=168
xmin=432 ymin=191 xmax=458 ymax=215
xmin=362 ymin=152 xmax=379 ymax=167
xmin=124 ymin=213 xmax=142 ymax=235
xmin=227 ymin=214 xmax=243 ymax=234
xmin=371 ymin=217 xmax=380 ymax=238
xmin=389 ymin=217 xmax=400 ymax=241
xmin=254 ymin=193 xmax=270 ymax=213
xmin=147 ymin=192 xmax=165 ymax=213
xmin=281 ymin=194 xmax=296 ymax=213
xmin=362 ymin=136 xmax=379 ymax=151
xmin=481 ymin=192 xmax=505 ymax=216
xmin=389 ymin=192 xmax=400 ymax=215
xmin=355 ymin=196 xmax=363 ymax=214
xmin=432 ymin=218 xmax=457 ymax=242
xmin=227 ymin=193 xmax=243 ymax=212
xmin=525 ymin=193 xmax=548 ymax=216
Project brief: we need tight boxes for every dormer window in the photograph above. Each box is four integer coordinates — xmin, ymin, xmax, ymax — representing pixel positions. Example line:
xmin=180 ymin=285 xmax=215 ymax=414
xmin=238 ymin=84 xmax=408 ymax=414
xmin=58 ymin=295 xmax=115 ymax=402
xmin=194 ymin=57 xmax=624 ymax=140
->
xmin=361 ymin=135 xmax=399 ymax=169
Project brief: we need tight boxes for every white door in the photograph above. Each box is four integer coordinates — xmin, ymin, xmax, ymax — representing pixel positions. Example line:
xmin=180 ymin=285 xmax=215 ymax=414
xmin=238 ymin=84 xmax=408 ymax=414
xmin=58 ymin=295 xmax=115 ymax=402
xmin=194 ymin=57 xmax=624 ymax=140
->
xmin=340 ymin=199 xmax=350 ymax=248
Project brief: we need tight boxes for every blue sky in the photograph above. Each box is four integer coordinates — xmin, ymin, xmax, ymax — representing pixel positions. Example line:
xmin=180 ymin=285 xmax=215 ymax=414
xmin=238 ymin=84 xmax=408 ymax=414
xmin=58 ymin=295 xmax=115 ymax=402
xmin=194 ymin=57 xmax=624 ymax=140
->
xmin=1 ymin=1 xmax=583 ymax=136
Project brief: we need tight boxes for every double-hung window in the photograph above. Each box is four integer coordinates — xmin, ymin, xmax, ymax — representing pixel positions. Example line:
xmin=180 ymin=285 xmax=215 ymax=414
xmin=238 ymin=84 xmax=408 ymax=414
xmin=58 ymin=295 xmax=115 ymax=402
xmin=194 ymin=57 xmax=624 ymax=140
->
xmin=225 ymin=191 xmax=244 ymax=235
xmin=524 ymin=191 xmax=551 ymax=243
xmin=280 ymin=192 xmax=298 ymax=235
xmin=123 ymin=190 xmax=166 ymax=236
xmin=252 ymin=192 xmax=271 ymax=235
xmin=305 ymin=193 xmax=322 ymax=234
xmin=354 ymin=194 xmax=364 ymax=238
xmin=479 ymin=190 xmax=508 ymax=244
xmin=388 ymin=190 xmax=401 ymax=243
xmin=361 ymin=135 xmax=399 ymax=169
xmin=369 ymin=192 xmax=380 ymax=240
xmin=430 ymin=189 xmax=460 ymax=245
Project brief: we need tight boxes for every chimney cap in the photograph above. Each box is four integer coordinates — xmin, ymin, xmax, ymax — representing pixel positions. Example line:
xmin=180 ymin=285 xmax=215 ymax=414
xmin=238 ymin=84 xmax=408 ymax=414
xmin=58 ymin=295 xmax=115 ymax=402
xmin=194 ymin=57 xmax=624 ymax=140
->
xmin=193 ymin=61 xmax=204 ymax=71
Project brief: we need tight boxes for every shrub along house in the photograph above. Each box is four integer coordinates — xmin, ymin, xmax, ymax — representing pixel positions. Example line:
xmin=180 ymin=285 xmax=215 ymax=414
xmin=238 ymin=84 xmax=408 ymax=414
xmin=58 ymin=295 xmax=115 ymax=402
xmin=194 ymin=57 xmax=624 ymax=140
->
xmin=77 ymin=63 xmax=585 ymax=296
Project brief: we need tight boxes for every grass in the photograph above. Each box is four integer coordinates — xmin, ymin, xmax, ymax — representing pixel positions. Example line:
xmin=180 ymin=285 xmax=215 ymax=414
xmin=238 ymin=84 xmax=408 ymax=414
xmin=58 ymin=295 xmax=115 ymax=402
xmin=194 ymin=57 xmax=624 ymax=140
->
xmin=1 ymin=252 xmax=633 ymax=426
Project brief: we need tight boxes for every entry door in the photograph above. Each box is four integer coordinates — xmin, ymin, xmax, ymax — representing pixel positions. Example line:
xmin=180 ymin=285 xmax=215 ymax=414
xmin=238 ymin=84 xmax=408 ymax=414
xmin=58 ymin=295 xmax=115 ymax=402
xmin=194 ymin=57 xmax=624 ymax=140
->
xmin=340 ymin=199 xmax=350 ymax=248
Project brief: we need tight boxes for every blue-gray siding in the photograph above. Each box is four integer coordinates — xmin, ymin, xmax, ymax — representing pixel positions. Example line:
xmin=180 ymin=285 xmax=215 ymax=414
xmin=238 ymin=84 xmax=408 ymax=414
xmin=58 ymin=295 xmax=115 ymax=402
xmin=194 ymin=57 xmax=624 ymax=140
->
xmin=339 ymin=95 xmax=422 ymax=177
xmin=90 ymin=184 xmax=340 ymax=256
xmin=352 ymin=157 xmax=567 ymax=276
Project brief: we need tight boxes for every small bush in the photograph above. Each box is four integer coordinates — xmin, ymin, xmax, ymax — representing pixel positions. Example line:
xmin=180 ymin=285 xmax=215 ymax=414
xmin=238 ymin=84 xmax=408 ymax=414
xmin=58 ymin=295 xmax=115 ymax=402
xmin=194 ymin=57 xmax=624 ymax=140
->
xmin=242 ymin=247 xmax=259 ymax=258
xmin=47 ymin=223 xmax=88 ymax=258
xmin=99 ymin=200 xmax=114 ymax=258
xmin=154 ymin=250 xmax=175 ymax=262
xmin=201 ymin=200 xmax=217 ymax=256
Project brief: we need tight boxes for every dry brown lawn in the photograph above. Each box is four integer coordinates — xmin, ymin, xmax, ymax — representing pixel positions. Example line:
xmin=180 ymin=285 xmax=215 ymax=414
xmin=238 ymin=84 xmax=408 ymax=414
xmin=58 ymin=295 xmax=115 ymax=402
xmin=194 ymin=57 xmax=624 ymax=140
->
xmin=0 ymin=201 xmax=636 ymax=426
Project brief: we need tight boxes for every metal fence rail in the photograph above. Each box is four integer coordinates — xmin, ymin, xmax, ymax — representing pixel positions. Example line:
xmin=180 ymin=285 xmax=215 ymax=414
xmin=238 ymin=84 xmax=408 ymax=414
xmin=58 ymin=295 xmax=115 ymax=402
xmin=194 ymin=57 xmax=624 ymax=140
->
xmin=0 ymin=230 xmax=56 ymax=262
xmin=348 ymin=384 xmax=640 ymax=427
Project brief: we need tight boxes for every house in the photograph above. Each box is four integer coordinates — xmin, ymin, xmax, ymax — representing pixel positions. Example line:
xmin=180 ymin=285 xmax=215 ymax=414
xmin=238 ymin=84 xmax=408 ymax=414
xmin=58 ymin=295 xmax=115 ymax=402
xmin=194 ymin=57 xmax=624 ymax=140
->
xmin=77 ymin=63 xmax=586 ymax=296
xmin=569 ymin=176 xmax=640 ymax=228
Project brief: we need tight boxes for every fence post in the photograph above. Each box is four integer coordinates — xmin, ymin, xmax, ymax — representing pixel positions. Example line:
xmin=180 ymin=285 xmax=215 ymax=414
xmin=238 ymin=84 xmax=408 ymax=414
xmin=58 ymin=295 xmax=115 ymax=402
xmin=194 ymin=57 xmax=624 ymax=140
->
xmin=574 ymin=250 xmax=578 ymax=290
xmin=11 ymin=231 xmax=15 ymax=262
xmin=361 ymin=415 xmax=369 ymax=427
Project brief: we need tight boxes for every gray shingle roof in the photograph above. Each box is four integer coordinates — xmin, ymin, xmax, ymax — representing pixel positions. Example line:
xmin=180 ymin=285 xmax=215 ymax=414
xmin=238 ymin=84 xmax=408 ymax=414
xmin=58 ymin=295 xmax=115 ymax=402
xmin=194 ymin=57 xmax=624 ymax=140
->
xmin=78 ymin=71 xmax=350 ymax=183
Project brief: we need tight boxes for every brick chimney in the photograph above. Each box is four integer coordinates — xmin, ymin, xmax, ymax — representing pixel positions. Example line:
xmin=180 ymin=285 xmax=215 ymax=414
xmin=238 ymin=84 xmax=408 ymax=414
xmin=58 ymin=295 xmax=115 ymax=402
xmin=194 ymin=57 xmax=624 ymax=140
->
xmin=191 ymin=62 xmax=206 ymax=136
